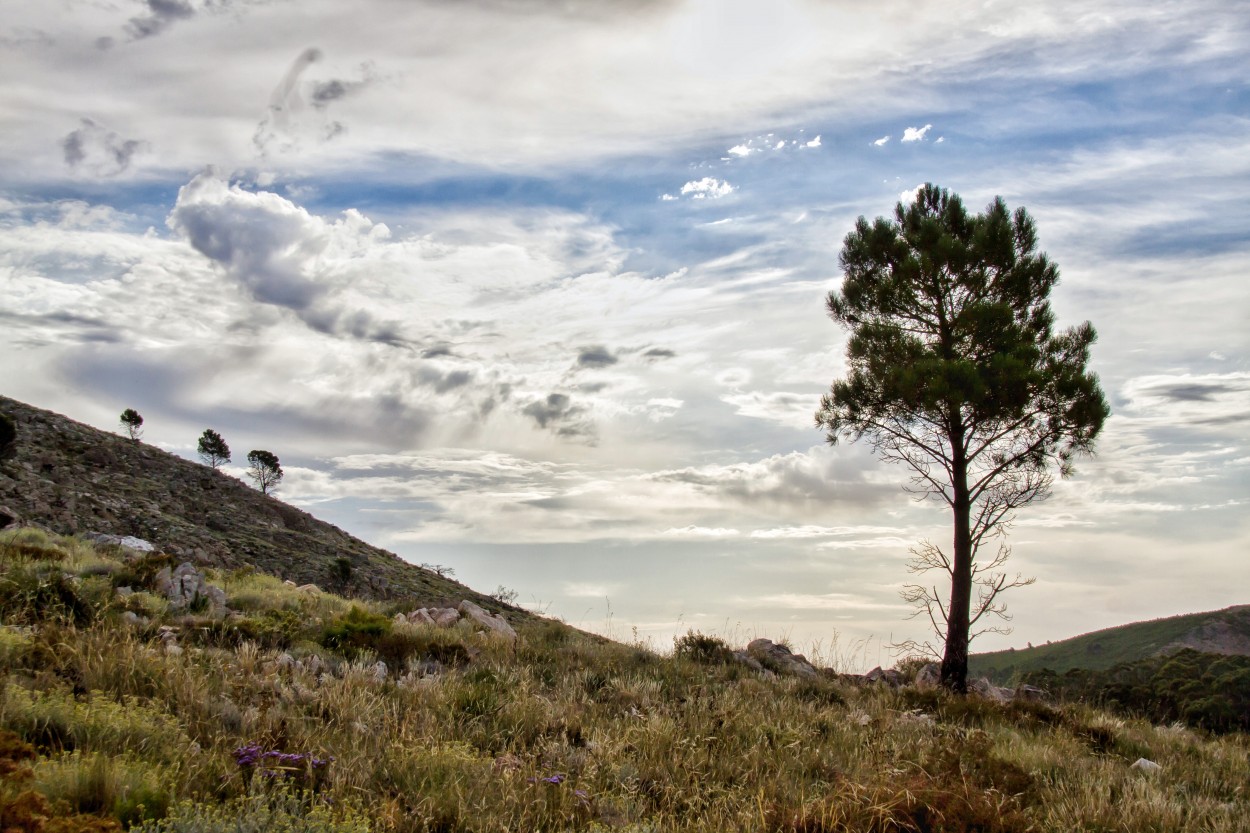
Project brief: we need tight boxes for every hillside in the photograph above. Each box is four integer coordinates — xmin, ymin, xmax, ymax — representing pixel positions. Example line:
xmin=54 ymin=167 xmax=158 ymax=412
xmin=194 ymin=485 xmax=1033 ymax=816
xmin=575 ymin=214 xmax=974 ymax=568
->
xmin=970 ymin=604 xmax=1250 ymax=681
xmin=0 ymin=394 xmax=506 ymax=613
xmin=2 ymin=528 xmax=1249 ymax=833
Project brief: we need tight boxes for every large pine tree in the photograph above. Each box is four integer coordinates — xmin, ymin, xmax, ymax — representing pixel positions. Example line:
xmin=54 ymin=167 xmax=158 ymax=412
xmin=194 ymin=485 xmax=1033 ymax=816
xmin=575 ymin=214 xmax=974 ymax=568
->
xmin=816 ymin=184 xmax=1110 ymax=692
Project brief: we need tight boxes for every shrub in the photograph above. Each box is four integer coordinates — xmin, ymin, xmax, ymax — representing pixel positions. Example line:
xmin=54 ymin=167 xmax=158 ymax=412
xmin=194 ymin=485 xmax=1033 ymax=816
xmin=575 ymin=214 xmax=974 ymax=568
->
xmin=673 ymin=630 xmax=736 ymax=665
xmin=131 ymin=789 xmax=370 ymax=833
xmin=32 ymin=751 xmax=171 ymax=827
xmin=0 ymin=411 xmax=16 ymax=460
xmin=319 ymin=607 xmax=391 ymax=659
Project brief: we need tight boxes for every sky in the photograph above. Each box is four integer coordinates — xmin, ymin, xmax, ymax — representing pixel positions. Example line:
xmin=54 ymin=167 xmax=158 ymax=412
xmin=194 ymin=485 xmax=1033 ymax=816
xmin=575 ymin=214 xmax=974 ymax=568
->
xmin=2 ymin=0 xmax=1248 ymax=667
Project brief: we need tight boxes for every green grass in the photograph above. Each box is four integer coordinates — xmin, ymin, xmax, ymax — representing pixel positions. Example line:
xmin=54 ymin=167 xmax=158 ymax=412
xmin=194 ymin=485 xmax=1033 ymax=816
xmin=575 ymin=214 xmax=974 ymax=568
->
xmin=2 ymin=529 xmax=1249 ymax=832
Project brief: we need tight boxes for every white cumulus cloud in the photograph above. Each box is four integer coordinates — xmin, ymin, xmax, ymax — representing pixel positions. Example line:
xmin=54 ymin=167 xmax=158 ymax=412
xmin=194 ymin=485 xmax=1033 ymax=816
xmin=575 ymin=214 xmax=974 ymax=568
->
xmin=679 ymin=177 xmax=736 ymax=199
xmin=901 ymin=124 xmax=933 ymax=142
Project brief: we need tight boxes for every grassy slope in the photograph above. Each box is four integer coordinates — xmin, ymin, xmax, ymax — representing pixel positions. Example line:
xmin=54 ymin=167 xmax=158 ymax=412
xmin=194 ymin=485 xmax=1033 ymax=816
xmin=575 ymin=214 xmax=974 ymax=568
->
xmin=970 ymin=605 xmax=1250 ymax=681
xmin=2 ymin=529 xmax=1249 ymax=833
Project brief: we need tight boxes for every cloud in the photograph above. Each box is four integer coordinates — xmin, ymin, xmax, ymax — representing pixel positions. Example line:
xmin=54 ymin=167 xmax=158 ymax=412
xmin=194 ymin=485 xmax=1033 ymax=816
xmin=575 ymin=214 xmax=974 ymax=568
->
xmin=679 ymin=177 xmax=735 ymax=199
xmin=521 ymin=392 xmax=596 ymax=441
xmin=166 ymin=172 xmax=401 ymax=341
xmin=873 ymin=136 xmax=890 ymax=146
xmin=61 ymin=119 xmax=146 ymax=176
xmin=661 ymin=526 xmax=740 ymax=537
xmin=642 ymin=347 xmax=676 ymax=361
xmin=254 ymin=48 xmax=374 ymax=155
xmin=123 ymin=0 xmax=196 ymax=42
xmin=576 ymin=345 xmax=618 ymax=368
xmin=647 ymin=447 xmax=895 ymax=511
xmin=901 ymin=123 xmax=933 ymax=142
xmin=898 ymin=184 xmax=924 ymax=204
xmin=727 ymin=144 xmax=755 ymax=157
xmin=720 ymin=390 xmax=816 ymax=428
xmin=1122 ymin=372 xmax=1250 ymax=427
xmin=804 ymin=135 xmax=821 ymax=148
xmin=750 ymin=525 xmax=907 ymax=539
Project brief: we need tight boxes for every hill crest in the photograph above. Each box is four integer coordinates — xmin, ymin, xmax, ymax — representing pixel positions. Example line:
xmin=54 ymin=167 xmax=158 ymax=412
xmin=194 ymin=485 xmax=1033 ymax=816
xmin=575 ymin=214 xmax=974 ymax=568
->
xmin=0 ymin=394 xmax=503 ymax=612
xmin=970 ymin=604 xmax=1250 ymax=681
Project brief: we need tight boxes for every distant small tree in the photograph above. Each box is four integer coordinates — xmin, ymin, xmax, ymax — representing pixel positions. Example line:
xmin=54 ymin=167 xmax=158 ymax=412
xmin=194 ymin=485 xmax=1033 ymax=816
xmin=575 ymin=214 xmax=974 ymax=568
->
xmin=246 ymin=449 xmax=283 ymax=495
xmin=197 ymin=429 xmax=231 ymax=469
xmin=119 ymin=408 xmax=144 ymax=441
xmin=0 ymin=412 xmax=16 ymax=460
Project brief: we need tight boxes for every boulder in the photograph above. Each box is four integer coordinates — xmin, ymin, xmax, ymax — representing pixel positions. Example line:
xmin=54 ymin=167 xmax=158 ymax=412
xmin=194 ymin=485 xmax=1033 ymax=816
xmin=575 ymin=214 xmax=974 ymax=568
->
xmin=731 ymin=650 xmax=766 ymax=674
xmin=746 ymin=638 xmax=819 ymax=679
xmin=297 ymin=583 xmax=321 ymax=593
xmin=154 ymin=562 xmax=227 ymax=613
xmin=1014 ymin=684 xmax=1049 ymax=701
xmin=458 ymin=600 xmax=517 ymax=639
xmin=433 ymin=608 xmax=461 ymax=627
xmin=86 ymin=532 xmax=155 ymax=552
xmin=914 ymin=662 xmax=941 ymax=690
xmin=969 ymin=677 xmax=1014 ymax=703
xmin=1131 ymin=758 xmax=1162 ymax=774
xmin=407 ymin=609 xmax=437 ymax=626
xmin=0 ymin=505 xmax=19 ymax=530
xmin=865 ymin=666 xmax=904 ymax=688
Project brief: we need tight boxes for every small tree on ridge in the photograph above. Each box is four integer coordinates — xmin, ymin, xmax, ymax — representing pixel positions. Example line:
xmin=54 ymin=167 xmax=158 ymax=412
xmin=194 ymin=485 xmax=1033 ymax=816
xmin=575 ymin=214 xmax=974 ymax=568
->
xmin=119 ymin=408 xmax=144 ymax=441
xmin=246 ymin=449 xmax=283 ymax=495
xmin=197 ymin=429 xmax=231 ymax=470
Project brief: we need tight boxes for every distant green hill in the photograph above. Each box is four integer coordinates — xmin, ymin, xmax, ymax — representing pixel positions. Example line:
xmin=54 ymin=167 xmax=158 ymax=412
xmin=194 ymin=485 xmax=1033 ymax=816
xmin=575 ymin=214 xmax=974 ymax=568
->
xmin=970 ymin=605 xmax=1250 ymax=683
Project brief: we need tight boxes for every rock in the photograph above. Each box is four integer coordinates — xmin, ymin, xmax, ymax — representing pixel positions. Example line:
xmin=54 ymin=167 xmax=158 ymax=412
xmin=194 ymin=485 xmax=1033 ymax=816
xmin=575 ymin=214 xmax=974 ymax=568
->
xmin=865 ymin=667 xmax=904 ymax=688
xmin=458 ymin=600 xmax=517 ymax=639
xmin=746 ymin=638 xmax=819 ymax=678
xmin=86 ymin=532 xmax=155 ymax=552
xmin=297 ymin=583 xmax=321 ymax=593
xmin=407 ymin=609 xmax=437 ymax=626
xmin=969 ymin=677 xmax=1014 ymax=703
xmin=283 ymin=580 xmax=297 ymax=587
xmin=155 ymin=562 xmax=227 ymax=613
xmin=120 ymin=610 xmax=148 ymax=627
xmin=433 ymin=607 xmax=461 ymax=627
xmin=115 ymin=586 xmax=133 ymax=598
xmin=371 ymin=660 xmax=388 ymax=682
xmin=393 ymin=613 xmax=407 ymax=624
xmin=731 ymin=650 xmax=766 ymax=674
xmin=0 ymin=505 xmax=20 ymax=530
xmin=914 ymin=662 xmax=941 ymax=689
xmin=81 ymin=447 xmax=115 ymax=467
xmin=1014 ymin=684 xmax=1049 ymax=702
xmin=1131 ymin=758 xmax=1162 ymax=774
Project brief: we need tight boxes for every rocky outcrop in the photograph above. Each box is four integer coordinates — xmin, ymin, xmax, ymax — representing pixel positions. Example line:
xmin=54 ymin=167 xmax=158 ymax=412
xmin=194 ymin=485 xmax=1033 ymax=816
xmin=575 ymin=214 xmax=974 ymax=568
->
xmin=85 ymin=532 xmax=155 ymax=552
xmin=459 ymin=600 xmax=517 ymax=639
xmin=865 ymin=666 xmax=905 ymax=688
xmin=154 ymin=562 xmax=227 ymax=614
xmin=393 ymin=601 xmax=517 ymax=640
xmin=745 ymin=638 xmax=819 ymax=678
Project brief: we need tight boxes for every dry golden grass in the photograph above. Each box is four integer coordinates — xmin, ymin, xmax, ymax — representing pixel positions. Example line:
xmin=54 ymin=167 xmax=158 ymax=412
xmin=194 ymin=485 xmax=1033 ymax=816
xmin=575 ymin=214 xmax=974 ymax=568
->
xmin=2 ymin=529 xmax=1248 ymax=832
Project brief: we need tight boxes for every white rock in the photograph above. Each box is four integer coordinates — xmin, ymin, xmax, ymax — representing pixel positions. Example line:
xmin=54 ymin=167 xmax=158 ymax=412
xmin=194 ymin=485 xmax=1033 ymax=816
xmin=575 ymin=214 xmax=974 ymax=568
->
xmin=458 ymin=600 xmax=517 ymax=639
xmin=1131 ymin=758 xmax=1162 ymax=773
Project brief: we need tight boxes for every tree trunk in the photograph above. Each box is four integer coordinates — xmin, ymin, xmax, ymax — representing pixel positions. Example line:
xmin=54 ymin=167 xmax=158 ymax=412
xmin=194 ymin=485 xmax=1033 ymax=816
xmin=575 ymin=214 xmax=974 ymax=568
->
xmin=941 ymin=435 xmax=973 ymax=693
